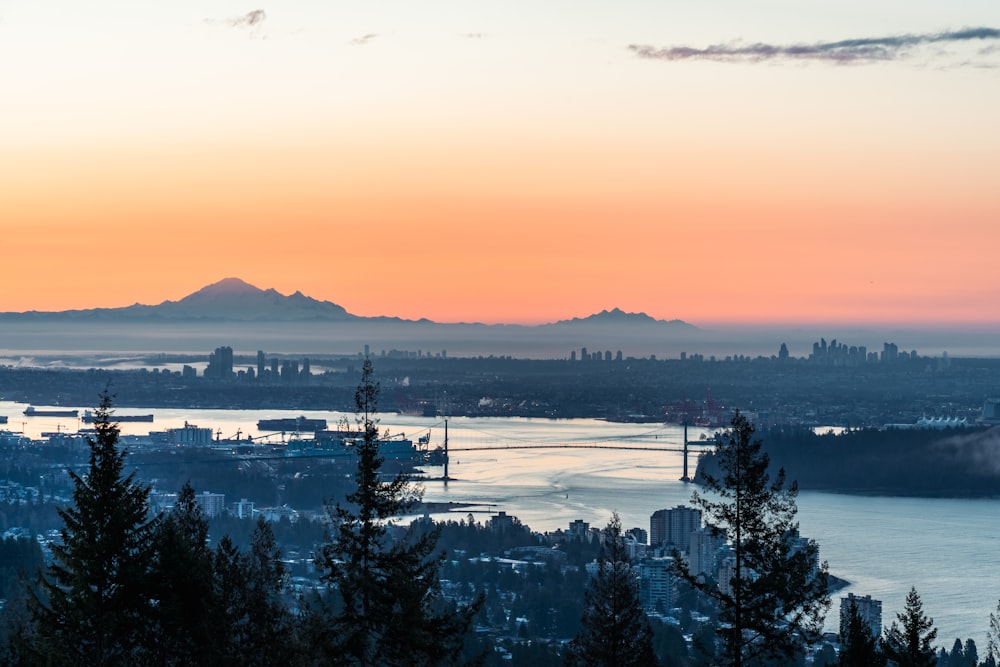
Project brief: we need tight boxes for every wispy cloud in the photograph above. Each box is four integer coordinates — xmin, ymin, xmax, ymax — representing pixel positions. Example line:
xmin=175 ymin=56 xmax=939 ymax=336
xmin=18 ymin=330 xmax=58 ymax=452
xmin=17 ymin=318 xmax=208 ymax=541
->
xmin=629 ymin=27 xmax=1000 ymax=64
xmin=351 ymin=33 xmax=378 ymax=46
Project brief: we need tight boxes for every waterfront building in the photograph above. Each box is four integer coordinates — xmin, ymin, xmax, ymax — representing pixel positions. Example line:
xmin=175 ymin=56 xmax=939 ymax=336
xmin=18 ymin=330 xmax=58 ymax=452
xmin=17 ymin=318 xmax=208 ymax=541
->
xmin=568 ymin=519 xmax=590 ymax=541
xmin=650 ymin=505 xmax=701 ymax=552
xmin=165 ymin=422 xmax=214 ymax=446
xmin=840 ymin=593 xmax=882 ymax=639
xmin=637 ymin=557 xmax=675 ymax=613
xmin=490 ymin=511 xmax=515 ymax=533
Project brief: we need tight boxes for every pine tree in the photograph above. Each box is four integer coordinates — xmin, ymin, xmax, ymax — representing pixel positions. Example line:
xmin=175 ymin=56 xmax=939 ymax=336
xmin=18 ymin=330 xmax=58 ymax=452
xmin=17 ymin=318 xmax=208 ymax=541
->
xmin=312 ymin=358 xmax=480 ymax=666
xmin=28 ymin=389 xmax=160 ymax=665
xmin=149 ymin=481 xmax=215 ymax=665
xmin=564 ymin=513 xmax=658 ymax=667
xmin=676 ymin=411 xmax=830 ymax=667
xmin=987 ymin=600 xmax=1000 ymax=667
xmin=963 ymin=638 xmax=977 ymax=667
xmin=881 ymin=587 xmax=937 ymax=667
xmin=947 ymin=638 xmax=966 ymax=667
xmin=837 ymin=600 xmax=886 ymax=667
xmin=213 ymin=517 xmax=294 ymax=665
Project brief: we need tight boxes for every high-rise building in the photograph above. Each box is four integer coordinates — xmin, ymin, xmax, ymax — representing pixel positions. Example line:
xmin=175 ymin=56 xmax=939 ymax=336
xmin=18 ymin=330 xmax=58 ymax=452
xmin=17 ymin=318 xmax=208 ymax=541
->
xmin=568 ymin=519 xmax=590 ymax=541
xmin=637 ymin=557 xmax=675 ymax=613
xmin=687 ymin=525 xmax=726 ymax=575
xmin=196 ymin=491 xmax=226 ymax=518
xmin=717 ymin=553 xmax=736 ymax=597
xmin=840 ymin=593 xmax=882 ymax=639
xmin=257 ymin=350 xmax=266 ymax=379
xmin=650 ymin=505 xmax=702 ymax=552
xmin=205 ymin=346 xmax=234 ymax=379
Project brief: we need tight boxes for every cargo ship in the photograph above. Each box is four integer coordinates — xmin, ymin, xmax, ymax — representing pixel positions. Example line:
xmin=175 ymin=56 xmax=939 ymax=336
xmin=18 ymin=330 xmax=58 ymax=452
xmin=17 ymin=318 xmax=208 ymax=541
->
xmin=82 ymin=410 xmax=154 ymax=423
xmin=23 ymin=406 xmax=79 ymax=418
xmin=257 ymin=416 xmax=327 ymax=432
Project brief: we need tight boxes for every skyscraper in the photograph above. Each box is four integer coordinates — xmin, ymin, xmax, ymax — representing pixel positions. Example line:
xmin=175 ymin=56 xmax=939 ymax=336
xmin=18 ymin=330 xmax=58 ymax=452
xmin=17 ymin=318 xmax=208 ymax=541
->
xmin=649 ymin=505 xmax=702 ymax=552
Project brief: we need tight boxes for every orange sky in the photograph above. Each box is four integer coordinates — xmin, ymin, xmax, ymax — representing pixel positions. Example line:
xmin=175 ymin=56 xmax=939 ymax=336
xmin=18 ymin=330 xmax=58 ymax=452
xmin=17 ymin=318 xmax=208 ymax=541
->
xmin=3 ymin=3 xmax=999 ymax=326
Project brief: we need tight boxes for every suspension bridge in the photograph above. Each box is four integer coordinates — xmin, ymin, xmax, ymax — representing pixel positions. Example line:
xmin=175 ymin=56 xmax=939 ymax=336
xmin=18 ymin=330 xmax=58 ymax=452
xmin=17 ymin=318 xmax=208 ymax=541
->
xmin=406 ymin=419 xmax=716 ymax=483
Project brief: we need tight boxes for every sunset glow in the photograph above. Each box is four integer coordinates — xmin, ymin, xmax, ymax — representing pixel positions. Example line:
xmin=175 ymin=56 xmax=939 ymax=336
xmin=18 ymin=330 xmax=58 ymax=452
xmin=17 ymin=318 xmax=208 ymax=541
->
xmin=3 ymin=2 xmax=999 ymax=327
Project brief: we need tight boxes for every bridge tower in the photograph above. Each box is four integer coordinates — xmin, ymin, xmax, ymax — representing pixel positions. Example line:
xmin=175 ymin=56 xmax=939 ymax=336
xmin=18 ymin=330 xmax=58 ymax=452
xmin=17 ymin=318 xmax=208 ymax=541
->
xmin=681 ymin=419 xmax=691 ymax=482
xmin=442 ymin=418 xmax=450 ymax=484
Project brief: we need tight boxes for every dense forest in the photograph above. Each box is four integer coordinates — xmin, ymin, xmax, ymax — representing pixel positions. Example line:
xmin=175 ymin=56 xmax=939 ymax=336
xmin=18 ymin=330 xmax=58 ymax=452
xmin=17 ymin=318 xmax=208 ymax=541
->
xmin=695 ymin=425 xmax=1000 ymax=497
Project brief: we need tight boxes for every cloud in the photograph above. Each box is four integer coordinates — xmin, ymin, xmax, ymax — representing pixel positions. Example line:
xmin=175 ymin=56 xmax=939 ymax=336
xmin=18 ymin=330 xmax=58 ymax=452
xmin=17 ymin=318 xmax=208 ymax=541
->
xmin=629 ymin=27 xmax=1000 ymax=64
xmin=351 ymin=33 xmax=378 ymax=46
xmin=228 ymin=9 xmax=266 ymax=28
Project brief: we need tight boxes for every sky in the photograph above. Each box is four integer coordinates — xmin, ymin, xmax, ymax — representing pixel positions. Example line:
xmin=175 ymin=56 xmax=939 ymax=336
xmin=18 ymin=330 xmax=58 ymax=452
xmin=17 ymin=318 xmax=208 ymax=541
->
xmin=3 ymin=1 xmax=999 ymax=326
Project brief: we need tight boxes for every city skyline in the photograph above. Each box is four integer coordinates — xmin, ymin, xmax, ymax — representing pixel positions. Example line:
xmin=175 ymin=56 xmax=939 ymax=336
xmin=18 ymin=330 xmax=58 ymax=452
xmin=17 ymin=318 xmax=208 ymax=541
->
xmin=4 ymin=2 xmax=1000 ymax=327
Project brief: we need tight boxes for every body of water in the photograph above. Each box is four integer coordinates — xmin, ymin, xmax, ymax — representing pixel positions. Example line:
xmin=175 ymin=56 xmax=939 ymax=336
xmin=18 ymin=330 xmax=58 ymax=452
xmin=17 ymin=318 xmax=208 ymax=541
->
xmin=2 ymin=404 xmax=996 ymax=646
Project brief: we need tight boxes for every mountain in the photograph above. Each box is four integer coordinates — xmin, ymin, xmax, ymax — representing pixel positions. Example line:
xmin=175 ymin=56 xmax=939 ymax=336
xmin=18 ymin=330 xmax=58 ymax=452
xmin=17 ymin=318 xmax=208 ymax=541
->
xmin=552 ymin=308 xmax=697 ymax=329
xmin=0 ymin=278 xmax=360 ymax=322
xmin=141 ymin=277 xmax=358 ymax=321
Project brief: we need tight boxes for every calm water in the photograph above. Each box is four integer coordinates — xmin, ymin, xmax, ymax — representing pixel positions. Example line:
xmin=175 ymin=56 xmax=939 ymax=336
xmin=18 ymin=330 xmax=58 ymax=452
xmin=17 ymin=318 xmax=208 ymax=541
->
xmin=3 ymin=404 xmax=997 ymax=645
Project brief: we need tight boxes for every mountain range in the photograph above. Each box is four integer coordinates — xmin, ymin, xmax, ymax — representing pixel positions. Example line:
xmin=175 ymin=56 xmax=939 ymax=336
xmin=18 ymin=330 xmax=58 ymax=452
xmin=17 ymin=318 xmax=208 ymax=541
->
xmin=0 ymin=277 xmax=695 ymax=329
xmin=2 ymin=279 xmax=990 ymax=359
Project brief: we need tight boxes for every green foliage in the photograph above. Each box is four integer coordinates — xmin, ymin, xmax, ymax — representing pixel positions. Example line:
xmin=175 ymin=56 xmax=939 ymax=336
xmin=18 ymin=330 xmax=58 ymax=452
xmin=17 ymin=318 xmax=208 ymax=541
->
xmin=28 ymin=388 xmax=160 ymax=665
xmin=881 ymin=587 xmax=937 ymax=667
xmin=678 ymin=411 xmax=830 ymax=667
xmin=312 ymin=359 xmax=481 ymax=666
xmin=564 ymin=513 xmax=658 ymax=667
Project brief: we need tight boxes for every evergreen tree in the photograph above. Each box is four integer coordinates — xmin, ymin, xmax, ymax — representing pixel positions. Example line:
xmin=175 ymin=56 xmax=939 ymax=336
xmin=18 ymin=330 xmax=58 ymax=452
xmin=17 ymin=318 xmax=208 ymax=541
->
xmin=987 ymin=600 xmax=1000 ymax=667
xmin=963 ymin=638 xmax=978 ymax=667
xmin=564 ymin=513 xmax=658 ymax=667
xmin=675 ymin=411 xmax=830 ymax=667
xmin=312 ymin=359 xmax=480 ymax=666
xmin=947 ymin=638 xmax=966 ymax=667
xmin=882 ymin=587 xmax=937 ymax=667
xmin=813 ymin=643 xmax=837 ymax=667
xmin=28 ymin=389 xmax=160 ymax=665
xmin=837 ymin=600 xmax=886 ymax=667
xmin=213 ymin=517 xmax=295 ymax=665
xmin=149 ymin=481 xmax=215 ymax=665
